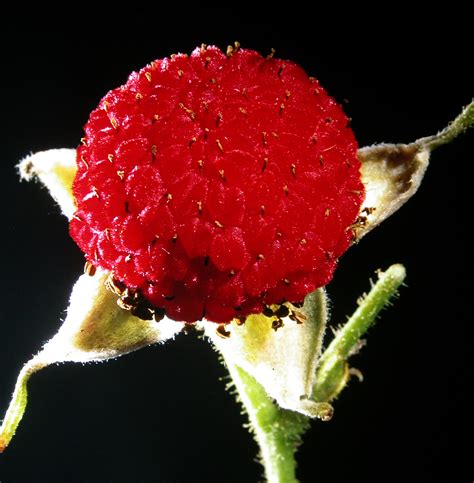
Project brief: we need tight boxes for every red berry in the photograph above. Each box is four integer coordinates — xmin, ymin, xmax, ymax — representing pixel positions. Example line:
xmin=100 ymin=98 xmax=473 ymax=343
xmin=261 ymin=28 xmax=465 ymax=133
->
xmin=70 ymin=45 xmax=364 ymax=323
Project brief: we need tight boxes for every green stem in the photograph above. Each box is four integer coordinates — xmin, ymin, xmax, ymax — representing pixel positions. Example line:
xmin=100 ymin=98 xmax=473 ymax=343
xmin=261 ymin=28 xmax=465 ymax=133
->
xmin=418 ymin=99 xmax=474 ymax=150
xmin=221 ymin=265 xmax=406 ymax=480
xmin=226 ymin=361 xmax=309 ymax=483
xmin=313 ymin=264 xmax=406 ymax=402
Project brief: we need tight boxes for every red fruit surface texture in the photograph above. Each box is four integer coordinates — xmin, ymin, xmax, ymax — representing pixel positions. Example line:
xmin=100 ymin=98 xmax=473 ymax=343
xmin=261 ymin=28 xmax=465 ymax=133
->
xmin=70 ymin=46 xmax=365 ymax=323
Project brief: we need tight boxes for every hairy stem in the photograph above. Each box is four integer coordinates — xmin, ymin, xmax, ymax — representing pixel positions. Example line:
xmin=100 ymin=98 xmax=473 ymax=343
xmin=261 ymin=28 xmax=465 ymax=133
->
xmin=226 ymin=361 xmax=309 ymax=483
xmin=418 ymin=99 xmax=474 ymax=150
xmin=313 ymin=264 xmax=406 ymax=402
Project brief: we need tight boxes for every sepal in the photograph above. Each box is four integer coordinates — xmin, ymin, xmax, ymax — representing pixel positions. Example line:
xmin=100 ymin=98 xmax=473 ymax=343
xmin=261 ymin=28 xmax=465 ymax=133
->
xmin=0 ymin=269 xmax=183 ymax=451
xmin=18 ymin=149 xmax=77 ymax=219
xmin=201 ymin=290 xmax=333 ymax=419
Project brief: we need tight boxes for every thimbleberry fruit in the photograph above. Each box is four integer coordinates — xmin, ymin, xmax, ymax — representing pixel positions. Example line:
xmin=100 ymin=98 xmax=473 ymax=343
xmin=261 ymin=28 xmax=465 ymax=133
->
xmin=70 ymin=45 xmax=364 ymax=323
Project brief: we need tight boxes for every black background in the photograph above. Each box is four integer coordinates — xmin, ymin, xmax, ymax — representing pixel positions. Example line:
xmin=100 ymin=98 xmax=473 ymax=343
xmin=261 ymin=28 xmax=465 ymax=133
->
xmin=0 ymin=6 xmax=472 ymax=483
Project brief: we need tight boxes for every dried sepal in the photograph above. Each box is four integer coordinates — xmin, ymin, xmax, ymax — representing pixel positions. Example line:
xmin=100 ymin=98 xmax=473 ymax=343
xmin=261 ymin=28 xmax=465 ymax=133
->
xmin=0 ymin=269 xmax=183 ymax=452
xmin=357 ymin=143 xmax=429 ymax=238
xmin=18 ymin=149 xmax=77 ymax=219
xmin=357 ymin=100 xmax=474 ymax=239
xmin=201 ymin=289 xmax=333 ymax=420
